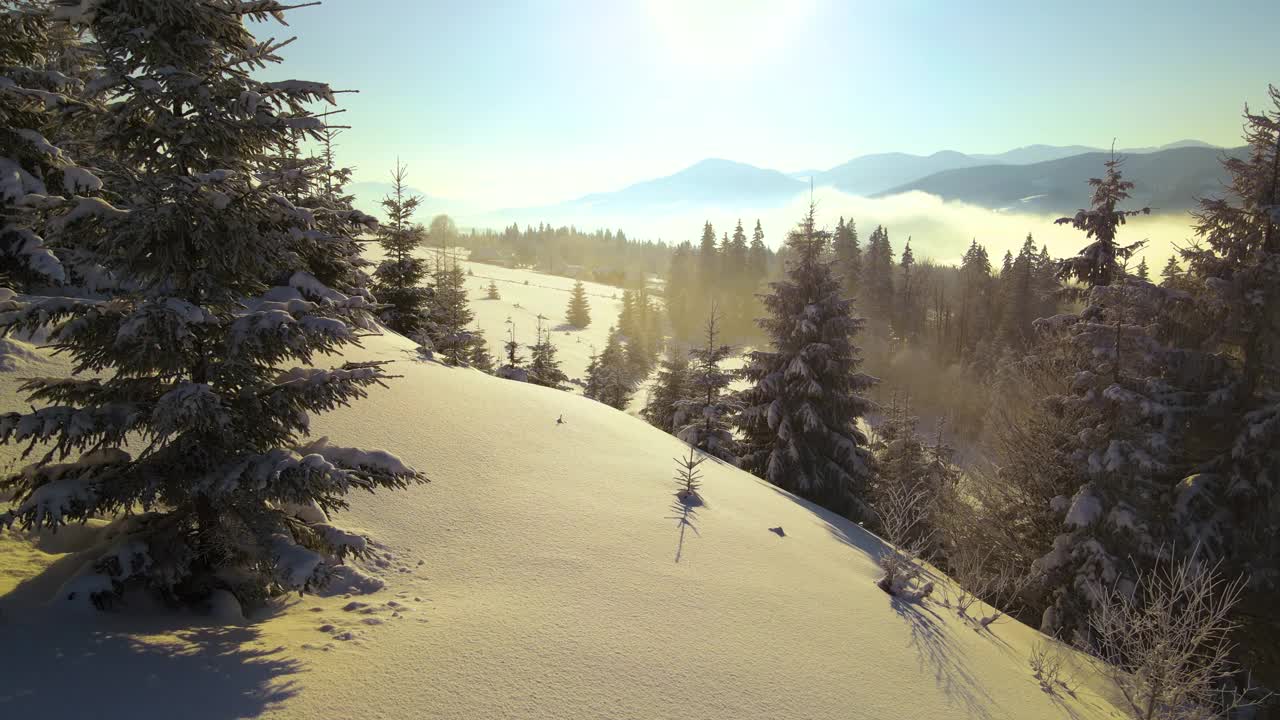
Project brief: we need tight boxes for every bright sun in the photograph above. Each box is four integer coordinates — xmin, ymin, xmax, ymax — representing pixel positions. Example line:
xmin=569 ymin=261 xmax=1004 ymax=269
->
xmin=646 ymin=0 xmax=817 ymax=70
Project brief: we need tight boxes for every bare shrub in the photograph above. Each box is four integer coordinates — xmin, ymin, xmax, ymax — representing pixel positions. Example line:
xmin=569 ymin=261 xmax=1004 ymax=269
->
xmin=1088 ymin=553 xmax=1270 ymax=720
xmin=1029 ymin=640 xmax=1076 ymax=696
xmin=874 ymin=483 xmax=934 ymax=600
xmin=945 ymin=544 xmax=1033 ymax=628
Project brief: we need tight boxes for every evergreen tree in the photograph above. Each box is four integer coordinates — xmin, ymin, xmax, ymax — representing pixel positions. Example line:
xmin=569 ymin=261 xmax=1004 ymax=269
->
xmin=1159 ymin=256 xmax=1181 ymax=287
xmin=641 ymin=346 xmax=693 ymax=434
xmin=956 ymin=240 xmax=994 ymax=358
xmin=372 ymin=161 xmax=431 ymax=337
xmin=897 ymin=239 xmax=921 ymax=342
xmin=1031 ymin=278 xmax=1204 ymax=643
xmin=870 ymin=395 xmax=955 ymax=556
xmin=747 ymin=219 xmax=768 ymax=284
xmin=618 ymin=289 xmax=638 ymax=339
xmin=998 ymin=234 xmax=1039 ymax=347
xmin=1175 ymin=85 xmax=1280 ymax=629
xmin=528 ymin=314 xmax=569 ymax=389
xmin=0 ymin=1 xmax=423 ymax=608
xmin=1134 ymin=257 xmax=1150 ymax=282
xmin=860 ymin=225 xmax=895 ymax=337
xmin=697 ymin=220 xmax=718 ymax=294
xmin=675 ymin=310 xmax=738 ymax=463
xmin=565 ymin=280 xmax=591 ymax=328
xmin=734 ymin=206 xmax=877 ymax=519
xmin=0 ymin=4 xmax=97 ymax=291
xmin=502 ymin=316 xmax=523 ymax=368
xmin=584 ymin=328 xmax=636 ymax=410
xmin=832 ymin=216 xmax=862 ymax=300
xmin=486 ymin=280 xmax=500 ymax=300
xmin=426 ymin=253 xmax=476 ymax=365
xmin=1056 ymin=154 xmax=1151 ymax=288
xmin=665 ymin=241 xmax=697 ymax=341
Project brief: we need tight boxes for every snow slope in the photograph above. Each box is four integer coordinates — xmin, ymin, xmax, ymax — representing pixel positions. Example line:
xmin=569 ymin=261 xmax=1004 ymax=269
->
xmin=0 ymin=330 xmax=1125 ymax=720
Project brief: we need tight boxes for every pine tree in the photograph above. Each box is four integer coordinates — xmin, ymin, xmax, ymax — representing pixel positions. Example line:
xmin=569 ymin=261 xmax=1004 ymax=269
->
xmin=426 ymin=252 xmax=476 ymax=365
xmin=642 ymin=346 xmax=693 ymax=434
xmin=1174 ymin=85 xmax=1280 ymax=626
xmin=372 ymin=161 xmax=431 ymax=337
xmin=0 ymin=1 xmax=423 ymax=608
xmin=734 ymin=206 xmax=877 ymax=519
xmin=675 ymin=310 xmax=738 ymax=463
xmin=998 ymin=234 xmax=1039 ymax=347
xmin=1159 ymin=256 xmax=1181 ymax=287
xmin=747 ymin=219 xmax=768 ymax=283
xmin=1134 ymin=257 xmax=1150 ymax=282
xmin=618 ymin=289 xmax=638 ymax=339
xmin=870 ymin=395 xmax=954 ymax=556
xmin=860 ymin=225 xmax=895 ymax=337
xmin=565 ymin=280 xmax=591 ymax=328
xmin=897 ymin=239 xmax=921 ymax=341
xmin=0 ymin=4 xmax=98 ymax=291
xmin=833 ymin=216 xmax=862 ymax=300
xmin=1031 ymin=278 xmax=1202 ymax=643
xmin=528 ymin=314 xmax=568 ymax=389
xmin=584 ymin=328 xmax=636 ymax=410
xmin=956 ymin=240 xmax=994 ymax=358
xmin=665 ymin=241 xmax=697 ymax=341
xmin=697 ymin=220 xmax=719 ymax=295
xmin=486 ymin=280 xmax=500 ymax=300
xmin=1055 ymin=154 xmax=1151 ymax=288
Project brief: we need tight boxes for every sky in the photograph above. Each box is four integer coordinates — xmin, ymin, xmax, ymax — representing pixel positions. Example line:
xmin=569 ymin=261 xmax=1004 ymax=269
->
xmin=260 ymin=0 xmax=1278 ymax=209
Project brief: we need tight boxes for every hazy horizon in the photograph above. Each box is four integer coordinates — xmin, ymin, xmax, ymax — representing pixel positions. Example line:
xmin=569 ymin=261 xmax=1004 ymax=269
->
xmin=261 ymin=0 xmax=1278 ymax=209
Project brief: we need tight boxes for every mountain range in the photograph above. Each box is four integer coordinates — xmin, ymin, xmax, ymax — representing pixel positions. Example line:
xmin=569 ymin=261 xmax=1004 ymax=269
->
xmin=347 ymin=140 xmax=1235 ymax=230
xmin=484 ymin=140 xmax=1234 ymax=223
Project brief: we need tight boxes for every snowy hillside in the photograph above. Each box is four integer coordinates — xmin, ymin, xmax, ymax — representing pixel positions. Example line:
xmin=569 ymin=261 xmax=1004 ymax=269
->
xmin=0 ymin=330 xmax=1126 ymax=720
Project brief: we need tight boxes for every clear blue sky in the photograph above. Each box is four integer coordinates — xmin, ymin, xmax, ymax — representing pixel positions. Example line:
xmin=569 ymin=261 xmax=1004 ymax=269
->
xmin=260 ymin=0 xmax=1279 ymax=207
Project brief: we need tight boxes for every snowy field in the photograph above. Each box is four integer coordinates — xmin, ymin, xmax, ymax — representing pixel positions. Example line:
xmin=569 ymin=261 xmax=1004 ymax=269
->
xmin=369 ymin=246 xmax=745 ymax=416
xmin=0 ymin=325 xmax=1128 ymax=720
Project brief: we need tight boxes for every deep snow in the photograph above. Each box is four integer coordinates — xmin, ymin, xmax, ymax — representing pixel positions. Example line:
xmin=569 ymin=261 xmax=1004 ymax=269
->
xmin=0 ymin=323 xmax=1128 ymax=719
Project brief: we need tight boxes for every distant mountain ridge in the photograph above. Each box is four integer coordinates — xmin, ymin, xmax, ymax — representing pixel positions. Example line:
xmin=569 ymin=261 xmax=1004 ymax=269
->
xmin=877 ymin=145 xmax=1243 ymax=215
xmin=475 ymin=140 xmax=1230 ymax=224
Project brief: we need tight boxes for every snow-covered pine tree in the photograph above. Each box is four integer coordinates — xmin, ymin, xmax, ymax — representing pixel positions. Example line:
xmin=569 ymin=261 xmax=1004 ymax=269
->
xmin=675 ymin=309 xmax=738 ymax=464
xmin=527 ymin=313 xmax=568 ymax=389
xmin=1174 ymin=85 xmax=1280 ymax=633
xmin=372 ymin=160 xmax=430 ymax=338
xmin=565 ymin=279 xmax=590 ymax=328
xmin=0 ymin=2 xmax=99 ymax=291
xmin=733 ymin=205 xmax=877 ymax=519
xmin=1055 ymin=154 xmax=1151 ymax=289
xmin=290 ymin=128 xmax=377 ymax=303
xmin=641 ymin=345 xmax=692 ymax=434
xmin=584 ymin=328 xmax=635 ymax=410
xmin=0 ymin=0 xmax=424 ymax=609
xmin=1031 ymin=272 xmax=1214 ymax=643
xmin=425 ymin=250 xmax=478 ymax=366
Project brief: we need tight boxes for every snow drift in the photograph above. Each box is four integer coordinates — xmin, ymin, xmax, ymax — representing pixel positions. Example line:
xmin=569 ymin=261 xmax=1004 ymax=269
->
xmin=0 ymin=330 xmax=1125 ymax=719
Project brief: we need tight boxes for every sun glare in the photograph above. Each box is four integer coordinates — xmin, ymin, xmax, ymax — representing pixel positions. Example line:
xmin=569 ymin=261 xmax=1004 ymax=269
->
xmin=646 ymin=0 xmax=817 ymax=70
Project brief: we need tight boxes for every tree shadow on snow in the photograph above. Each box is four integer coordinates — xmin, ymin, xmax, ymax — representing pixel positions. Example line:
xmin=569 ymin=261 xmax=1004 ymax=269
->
xmin=665 ymin=495 xmax=703 ymax=563
xmin=0 ymin=614 xmax=301 ymax=719
xmin=889 ymin=596 xmax=1001 ymax=720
